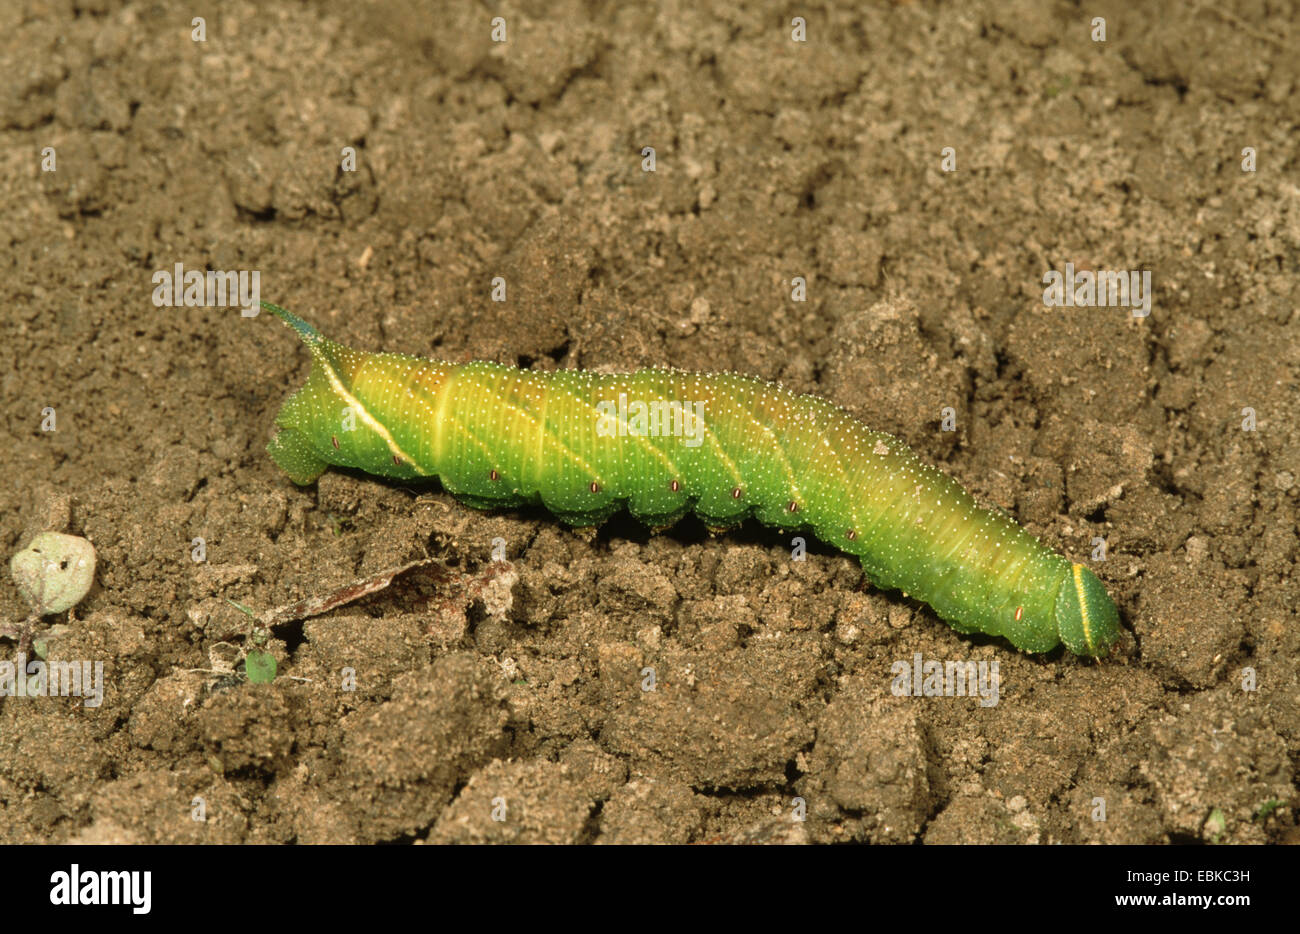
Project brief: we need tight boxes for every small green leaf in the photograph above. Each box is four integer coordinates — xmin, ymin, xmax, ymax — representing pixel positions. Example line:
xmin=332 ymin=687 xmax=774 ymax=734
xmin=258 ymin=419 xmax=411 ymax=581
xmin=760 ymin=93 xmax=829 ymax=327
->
xmin=244 ymin=649 xmax=277 ymax=683
xmin=1204 ymin=807 xmax=1226 ymax=843
xmin=327 ymin=513 xmax=353 ymax=536
xmin=225 ymin=598 xmax=256 ymax=619
xmin=1254 ymin=799 xmax=1283 ymax=822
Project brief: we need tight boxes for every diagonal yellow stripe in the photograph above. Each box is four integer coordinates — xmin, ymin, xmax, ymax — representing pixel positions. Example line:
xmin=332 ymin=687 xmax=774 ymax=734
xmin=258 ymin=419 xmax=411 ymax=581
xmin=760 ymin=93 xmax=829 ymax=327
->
xmin=412 ymin=364 xmax=605 ymax=483
xmin=545 ymin=371 xmax=703 ymax=485
xmin=327 ymin=350 xmax=426 ymax=473
xmin=709 ymin=378 xmax=804 ymax=502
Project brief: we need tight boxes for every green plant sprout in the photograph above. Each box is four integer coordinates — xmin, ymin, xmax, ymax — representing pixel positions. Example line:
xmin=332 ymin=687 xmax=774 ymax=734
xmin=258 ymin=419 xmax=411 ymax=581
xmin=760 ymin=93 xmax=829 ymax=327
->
xmin=326 ymin=513 xmax=354 ymax=537
xmin=1253 ymin=799 xmax=1284 ymax=822
xmin=224 ymin=598 xmax=278 ymax=684
xmin=1203 ymin=807 xmax=1227 ymax=843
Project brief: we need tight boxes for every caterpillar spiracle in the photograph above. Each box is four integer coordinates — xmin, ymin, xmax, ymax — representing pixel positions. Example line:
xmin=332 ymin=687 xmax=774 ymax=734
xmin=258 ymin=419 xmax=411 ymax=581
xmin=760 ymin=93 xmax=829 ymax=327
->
xmin=261 ymin=301 xmax=1122 ymax=657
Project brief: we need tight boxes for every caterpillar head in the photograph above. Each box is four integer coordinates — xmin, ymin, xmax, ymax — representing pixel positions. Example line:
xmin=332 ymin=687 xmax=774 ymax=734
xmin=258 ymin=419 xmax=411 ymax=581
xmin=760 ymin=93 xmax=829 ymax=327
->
xmin=1054 ymin=563 xmax=1122 ymax=657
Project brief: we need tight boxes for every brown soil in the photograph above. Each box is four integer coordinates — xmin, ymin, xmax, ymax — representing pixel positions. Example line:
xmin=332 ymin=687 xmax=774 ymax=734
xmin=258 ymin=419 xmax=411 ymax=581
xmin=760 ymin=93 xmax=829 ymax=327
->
xmin=1 ymin=0 xmax=1296 ymax=844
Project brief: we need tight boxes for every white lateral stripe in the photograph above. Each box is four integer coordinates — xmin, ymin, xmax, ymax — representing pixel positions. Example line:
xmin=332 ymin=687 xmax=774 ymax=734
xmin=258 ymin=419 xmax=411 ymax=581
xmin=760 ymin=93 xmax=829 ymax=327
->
xmin=318 ymin=350 xmax=425 ymax=473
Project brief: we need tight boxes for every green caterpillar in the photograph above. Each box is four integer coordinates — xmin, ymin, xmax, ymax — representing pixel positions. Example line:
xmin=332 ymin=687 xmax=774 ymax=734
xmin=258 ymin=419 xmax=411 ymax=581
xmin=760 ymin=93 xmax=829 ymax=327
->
xmin=261 ymin=301 xmax=1122 ymax=657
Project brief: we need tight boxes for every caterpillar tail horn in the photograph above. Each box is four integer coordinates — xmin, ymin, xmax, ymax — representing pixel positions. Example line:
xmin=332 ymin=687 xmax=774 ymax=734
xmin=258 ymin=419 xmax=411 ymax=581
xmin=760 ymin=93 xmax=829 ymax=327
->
xmin=261 ymin=300 xmax=322 ymax=346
